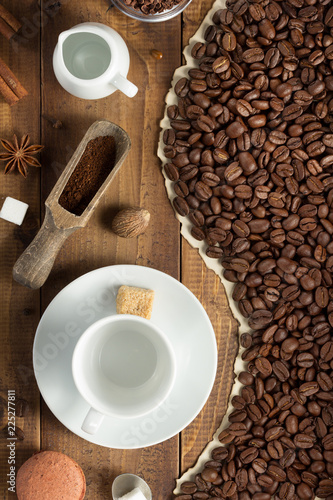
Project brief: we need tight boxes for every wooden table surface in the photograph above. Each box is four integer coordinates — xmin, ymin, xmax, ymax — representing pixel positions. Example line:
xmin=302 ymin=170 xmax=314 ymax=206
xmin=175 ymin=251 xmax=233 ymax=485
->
xmin=0 ymin=1 xmax=239 ymax=498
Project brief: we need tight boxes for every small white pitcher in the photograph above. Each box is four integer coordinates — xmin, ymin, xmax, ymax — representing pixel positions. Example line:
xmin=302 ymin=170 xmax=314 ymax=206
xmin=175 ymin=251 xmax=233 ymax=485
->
xmin=53 ymin=22 xmax=138 ymax=99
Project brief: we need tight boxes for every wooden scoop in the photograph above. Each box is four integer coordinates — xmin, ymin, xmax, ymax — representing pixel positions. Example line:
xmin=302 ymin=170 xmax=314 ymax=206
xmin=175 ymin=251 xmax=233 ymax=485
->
xmin=13 ymin=120 xmax=131 ymax=289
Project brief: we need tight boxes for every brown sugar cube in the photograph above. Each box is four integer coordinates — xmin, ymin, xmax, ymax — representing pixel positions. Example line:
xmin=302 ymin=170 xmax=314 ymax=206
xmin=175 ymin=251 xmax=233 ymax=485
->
xmin=116 ymin=285 xmax=155 ymax=319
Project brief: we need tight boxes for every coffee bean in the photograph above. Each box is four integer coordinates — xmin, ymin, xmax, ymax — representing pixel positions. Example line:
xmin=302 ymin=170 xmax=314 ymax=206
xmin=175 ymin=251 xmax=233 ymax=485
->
xmin=191 ymin=42 xmax=206 ymax=60
xmin=253 ymin=357 xmax=272 ymax=378
xmin=282 ymin=284 xmax=300 ymax=301
xmin=299 ymin=381 xmax=319 ymax=397
xmin=231 ymin=220 xmax=250 ymax=238
xmin=234 ymin=185 xmax=253 ymax=199
xmin=259 ymin=18 xmax=276 ymax=40
xmin=282 ymin=104 xmax=303 ymax=121
xmin=297 ymin=352 xmax=315 ymax=368
xmin=294 ymin=434 xmax=315 ymax=449
xmin=247 ymin=403 xmax=262 ymax=422
xmin=226 ymin=122 xmax=246 ymax=138
xmin=249 ymin=311 xmax=273 ymax=331
xmin=181 ymin=482 xmax=197 ymax=494
xmin=317 ymin=372 xmax=333 ymax=391
xmin=296 ymin=482 xmax=313 ymax=499
xmin=279 ymin=482 xmax=295 ymax=499
xmin=316 ymin=479 xmax=333 ymax=497
xmin=234 ymin=468 xmax=248 ymax=491
xmin=240 ymin=447 xmax=259 ymax=464
xmin=264 ymin=426 xmax=285 ymax=442
xmin=238 ymin=371 xmax=254 ymax=386
xmin=268 ymin=440 xmax=284 ymax=461
xmin=229 ymin=422 xmax=247 ymax=436
xmin=264 ymin=47 xmax=280 ymax=68
xmin=281 ymin=338 xmax=299 ymax=353
xmin=248 ymin=114 xmax=267 ymax=128
xmin=243 ymin=48 xmax=265 ymax=63
xmin=194 ymin=181 xmax=212 ymax=201
xmin=180 ymin=166 xmax=198 ymax=183
xmin=212 ymin=56 xmax=230 ymax=74
xmin=206 ymin=246 xmax=223 ymax=259
xmin=320 ymin=341 xmax=333 ymax=362
xmin=211 ymin=447 xmax=228 ymax=462
xmin=191 ymin=227 xmax=205 ymax=241
xmin=222 ymin=32 xmax=237 ymax=52
xmin=229 ymin=408 xmax=247 ymax=423
xmin=258 ymin=474 xmax=274 ymax=488
xmin=174 ymin=78 xmax=190 ymax=97
xmin=248 ymin=219 xmax=270 ymax=234
xmin=173 ymin=196 xmax=189 ymax=216
xmin=222 ymin=480 xmax=237 ymax=496
xmin=171 ymin=2 xmax=333 ymax=498
xmin=201 ymin=468 xmax=218 ymax=483
xmin=280 ymin=449 xmax=297 ymax=470
xmin=267 ymin=464 xmax=286 ymax=482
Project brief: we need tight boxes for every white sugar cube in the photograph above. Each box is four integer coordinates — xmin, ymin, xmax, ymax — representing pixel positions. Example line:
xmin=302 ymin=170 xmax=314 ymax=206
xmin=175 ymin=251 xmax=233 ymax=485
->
xmin=0 ymin=196 xmax=29 ymax=225
xmin=119 ymin=487 xmax=147 ymax=500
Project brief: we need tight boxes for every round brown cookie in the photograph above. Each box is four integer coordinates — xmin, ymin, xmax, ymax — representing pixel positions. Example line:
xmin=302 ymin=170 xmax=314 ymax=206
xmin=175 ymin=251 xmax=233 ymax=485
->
xmin=16 ymin=450 xmax=86 ymax=499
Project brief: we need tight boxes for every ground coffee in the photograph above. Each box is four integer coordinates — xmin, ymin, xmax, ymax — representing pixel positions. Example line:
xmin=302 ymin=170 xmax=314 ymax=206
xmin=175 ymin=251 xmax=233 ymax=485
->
xmin=59 ymin=135 xmax=116 ymax=216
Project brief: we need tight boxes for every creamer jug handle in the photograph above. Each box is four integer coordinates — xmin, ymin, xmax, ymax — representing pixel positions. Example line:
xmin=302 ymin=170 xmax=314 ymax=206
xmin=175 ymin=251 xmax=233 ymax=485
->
xmin=110 ymin=73 xmax=138 ymax=98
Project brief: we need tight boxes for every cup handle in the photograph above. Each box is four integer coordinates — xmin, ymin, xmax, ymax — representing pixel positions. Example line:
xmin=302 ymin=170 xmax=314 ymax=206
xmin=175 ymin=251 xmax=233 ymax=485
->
xmin=110 ymin=73 xmax=138 ymax=98
xmin=81 ymin=407 xmax=104 ymax=435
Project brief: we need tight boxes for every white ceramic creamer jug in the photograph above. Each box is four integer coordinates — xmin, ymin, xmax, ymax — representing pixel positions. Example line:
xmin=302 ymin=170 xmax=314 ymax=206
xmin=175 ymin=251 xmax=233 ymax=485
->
xmin=53 ymin=22 xmax=138 ymax=99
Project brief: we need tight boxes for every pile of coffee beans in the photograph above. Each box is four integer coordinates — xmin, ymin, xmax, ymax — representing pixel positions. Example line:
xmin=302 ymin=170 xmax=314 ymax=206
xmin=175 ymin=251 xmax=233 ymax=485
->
xmin=122 ymin=0 xmax=183 ymax=15
xmin=163 ymin=0 xmax=333 ymax=498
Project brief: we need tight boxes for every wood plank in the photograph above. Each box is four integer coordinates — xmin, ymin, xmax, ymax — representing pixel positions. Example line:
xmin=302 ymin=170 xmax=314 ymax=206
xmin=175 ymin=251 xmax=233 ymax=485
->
xmin=179 ymin=0 xmax=240 ymax=474
xmin=40 ymin=1 xmax=181 ymax=499
xmin=180 ymin=241 xmax=239 ymax=472
xmin=0 ymin=1 xmax=41 ymax=497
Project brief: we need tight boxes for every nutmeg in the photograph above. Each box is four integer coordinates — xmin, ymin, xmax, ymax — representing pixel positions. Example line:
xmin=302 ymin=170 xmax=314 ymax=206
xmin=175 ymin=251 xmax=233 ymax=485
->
xmin=111 ymin=207 xmax=150 ymax=238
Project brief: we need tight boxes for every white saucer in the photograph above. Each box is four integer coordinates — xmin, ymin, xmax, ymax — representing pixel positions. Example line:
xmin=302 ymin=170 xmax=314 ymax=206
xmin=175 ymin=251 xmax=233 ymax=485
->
xmin=33 ymin=265 xmax=217 ymax=448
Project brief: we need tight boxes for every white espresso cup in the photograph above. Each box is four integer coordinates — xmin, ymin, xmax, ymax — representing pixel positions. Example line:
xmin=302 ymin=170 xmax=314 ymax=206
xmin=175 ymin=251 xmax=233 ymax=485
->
xmin=53 ymin=22 xmax=138 ymax=99
xmin=72 ymin=314 xmax=176 ymax=435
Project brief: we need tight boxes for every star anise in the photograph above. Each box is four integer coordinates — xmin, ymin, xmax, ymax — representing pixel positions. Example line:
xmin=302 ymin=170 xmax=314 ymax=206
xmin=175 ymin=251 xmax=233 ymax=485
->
xmin=0 ymin=134 xmax=44 ymax=177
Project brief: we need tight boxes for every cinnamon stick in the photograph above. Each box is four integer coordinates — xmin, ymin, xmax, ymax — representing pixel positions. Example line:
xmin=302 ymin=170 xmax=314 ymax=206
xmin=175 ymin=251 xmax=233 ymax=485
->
xmin=0 ymin=57 xmax=28 ymax=105
xmin=0 ymin=75 xmax=19 ymax=106
xmin=0 ymin=4 xmax=21 ymax=40
xmin=0 ymin=17 xmax=15 ymax=40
